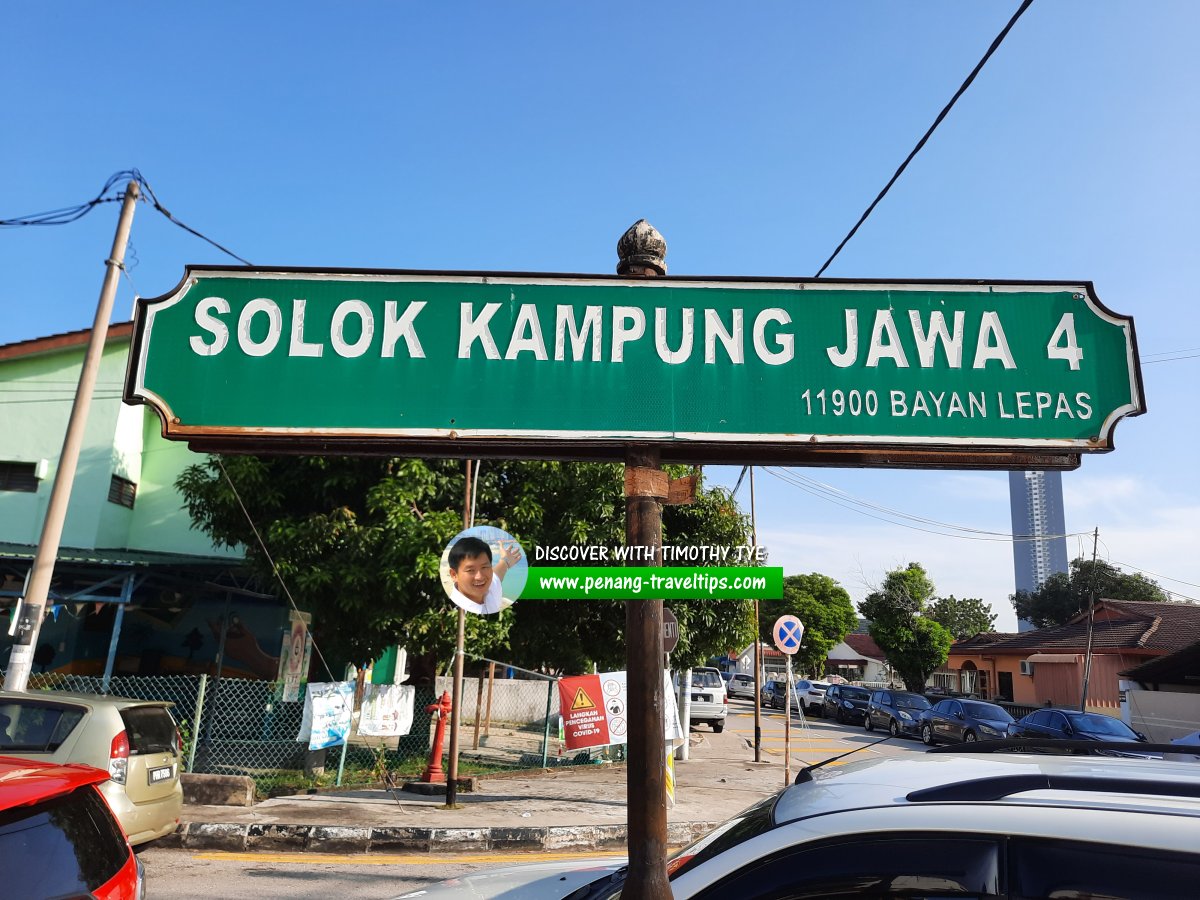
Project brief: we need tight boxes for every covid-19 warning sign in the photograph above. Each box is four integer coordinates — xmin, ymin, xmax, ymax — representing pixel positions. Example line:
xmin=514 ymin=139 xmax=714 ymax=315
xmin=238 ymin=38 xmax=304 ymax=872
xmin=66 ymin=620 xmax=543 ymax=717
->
xmin=559 ymin=671 xmax=682 ymax=750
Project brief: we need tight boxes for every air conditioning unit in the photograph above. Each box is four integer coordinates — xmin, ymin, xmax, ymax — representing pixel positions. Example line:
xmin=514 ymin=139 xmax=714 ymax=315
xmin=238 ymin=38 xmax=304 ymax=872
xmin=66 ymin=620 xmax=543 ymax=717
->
xmin=1019 ymin=660 xmax=1034 ymax=676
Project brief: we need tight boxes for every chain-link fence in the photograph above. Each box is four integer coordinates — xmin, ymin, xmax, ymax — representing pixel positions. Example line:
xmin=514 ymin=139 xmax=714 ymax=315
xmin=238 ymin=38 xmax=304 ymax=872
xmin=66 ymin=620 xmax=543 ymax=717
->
xmin=9 ymin=659 xmax=604 ymax=796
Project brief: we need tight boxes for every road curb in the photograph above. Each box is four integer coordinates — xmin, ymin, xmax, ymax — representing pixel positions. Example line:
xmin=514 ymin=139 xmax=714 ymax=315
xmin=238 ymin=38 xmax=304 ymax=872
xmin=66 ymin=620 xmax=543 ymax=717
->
xmin=171 ymin=819 xmax=720 ymax=853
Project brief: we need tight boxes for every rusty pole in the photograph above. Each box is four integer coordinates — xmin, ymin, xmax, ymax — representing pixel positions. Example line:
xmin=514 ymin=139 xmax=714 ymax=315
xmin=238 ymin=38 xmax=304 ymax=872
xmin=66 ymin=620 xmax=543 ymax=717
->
xmin=618 ymin=220 xmax=673 ymax=900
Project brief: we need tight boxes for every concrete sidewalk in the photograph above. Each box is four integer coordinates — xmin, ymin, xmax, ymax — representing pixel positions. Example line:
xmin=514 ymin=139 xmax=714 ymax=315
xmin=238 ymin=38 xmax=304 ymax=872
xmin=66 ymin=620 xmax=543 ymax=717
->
xmin=171 ymin=728 xmax=795 ymax=854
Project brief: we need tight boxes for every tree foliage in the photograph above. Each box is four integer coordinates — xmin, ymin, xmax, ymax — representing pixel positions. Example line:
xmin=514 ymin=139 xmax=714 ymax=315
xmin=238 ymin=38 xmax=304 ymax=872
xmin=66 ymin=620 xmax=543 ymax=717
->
xmin=1011 ymin=557 xmax=1169 ymax=629
xmin=858 ymin=562 xmax=952 ymax=692
xmin=177 ymin=456 xmax=756 ymax=675
xmin=758 ymin=574 xmax=858 ymax=677
xmin=928 ymin=595 xmax=998 ymax=639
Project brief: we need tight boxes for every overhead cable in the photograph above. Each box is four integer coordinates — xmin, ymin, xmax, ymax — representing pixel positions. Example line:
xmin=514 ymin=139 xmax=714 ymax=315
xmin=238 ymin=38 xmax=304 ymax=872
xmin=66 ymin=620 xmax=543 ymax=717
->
xmin=814 ymin=0 xmax=1035 ymax=277
xmin=1 ymin=169 xmax=252 ymax=265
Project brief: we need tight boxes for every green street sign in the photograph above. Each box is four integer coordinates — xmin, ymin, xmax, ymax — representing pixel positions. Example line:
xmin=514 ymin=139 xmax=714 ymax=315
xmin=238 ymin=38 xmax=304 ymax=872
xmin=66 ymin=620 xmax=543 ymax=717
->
xmin=125 ymin=268 xmax=1144 ymax=466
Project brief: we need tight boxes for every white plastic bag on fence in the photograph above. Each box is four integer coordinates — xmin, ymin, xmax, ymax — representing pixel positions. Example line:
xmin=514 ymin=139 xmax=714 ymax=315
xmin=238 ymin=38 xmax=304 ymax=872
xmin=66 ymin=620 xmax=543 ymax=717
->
xmin=296 ymin=681 xmax=355 ymax=750
xmin=357 ymin=683 xmax=415 ymax=737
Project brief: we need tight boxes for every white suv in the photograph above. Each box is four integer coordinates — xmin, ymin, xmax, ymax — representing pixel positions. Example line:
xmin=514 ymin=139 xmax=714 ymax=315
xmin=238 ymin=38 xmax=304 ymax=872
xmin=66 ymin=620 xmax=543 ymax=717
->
xmin=683 ymin=667 xmax=727 ymax=733
xmin=405 ymin=744 xmax=1200 ymax=898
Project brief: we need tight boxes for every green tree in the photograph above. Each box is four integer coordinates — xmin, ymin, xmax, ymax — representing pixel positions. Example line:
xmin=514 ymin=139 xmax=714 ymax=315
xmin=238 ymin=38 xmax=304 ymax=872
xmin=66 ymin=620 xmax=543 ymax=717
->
xmin=177 ymin=456 xmax=755 ymax=674
xmin=1011 ymin=557 xmax=1169 ymax=629
xmin=928 ymin=595 xmax=998 ymax=639
xmin=758 ymin=573 xmax=858 ymax=677
xmin=858 ymin=562 xmax=952 ymax=692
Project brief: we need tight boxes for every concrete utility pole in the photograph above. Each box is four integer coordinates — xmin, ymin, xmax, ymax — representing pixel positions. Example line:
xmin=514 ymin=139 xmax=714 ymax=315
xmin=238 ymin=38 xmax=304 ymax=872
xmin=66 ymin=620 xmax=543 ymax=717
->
xmin=4 ymin=180 xmax=140 ymax=692
xmin=618 ymin=219 xmax=673 ymax=900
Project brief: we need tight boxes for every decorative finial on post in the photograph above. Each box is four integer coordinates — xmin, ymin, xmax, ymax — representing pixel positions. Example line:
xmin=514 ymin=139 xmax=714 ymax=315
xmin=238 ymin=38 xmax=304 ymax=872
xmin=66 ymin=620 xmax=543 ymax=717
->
xmin=617 ymin=219 xmax=667 ymax=276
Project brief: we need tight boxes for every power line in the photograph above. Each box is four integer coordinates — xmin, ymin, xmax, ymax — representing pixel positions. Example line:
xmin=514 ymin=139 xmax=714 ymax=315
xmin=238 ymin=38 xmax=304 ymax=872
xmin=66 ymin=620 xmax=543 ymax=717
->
xmin=814 ymin=0 xmax=1035 ymax=277
xmin=763 ymin=466 xmax=1087 ymax=544
xmin=1 ymin=169 xmax=252 ymax=265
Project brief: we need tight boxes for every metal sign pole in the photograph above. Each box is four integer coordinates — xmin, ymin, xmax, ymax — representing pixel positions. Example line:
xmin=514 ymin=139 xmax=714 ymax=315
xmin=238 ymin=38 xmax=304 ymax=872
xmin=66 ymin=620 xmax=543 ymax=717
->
xmin=784 ymin=655 xmax=792 ymax=786
xmin=445 ymin=460 xmax=472 ymax=807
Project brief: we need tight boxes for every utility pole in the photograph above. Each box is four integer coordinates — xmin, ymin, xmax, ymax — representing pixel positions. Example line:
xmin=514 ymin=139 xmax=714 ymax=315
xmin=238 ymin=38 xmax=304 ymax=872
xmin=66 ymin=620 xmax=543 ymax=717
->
xmin=618 ymin=220 xmax=673 ymax=900
xmin=4 ymin=180 xmax=139 ymax=692
xmin=1080 ymin=527 xmax=1100 ymax=711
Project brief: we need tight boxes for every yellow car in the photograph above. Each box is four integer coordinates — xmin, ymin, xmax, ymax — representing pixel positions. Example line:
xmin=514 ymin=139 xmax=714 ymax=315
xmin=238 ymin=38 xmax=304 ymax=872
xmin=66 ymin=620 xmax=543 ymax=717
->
xmin=0 ymin=689 xmax=183 ymax=845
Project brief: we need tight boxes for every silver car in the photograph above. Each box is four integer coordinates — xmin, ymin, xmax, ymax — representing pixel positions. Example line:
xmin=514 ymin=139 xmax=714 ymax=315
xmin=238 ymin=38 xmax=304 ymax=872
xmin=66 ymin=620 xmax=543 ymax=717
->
xmin=0 ymin=689 xmax=183 ymax=845
xmin=399 ymin=749 xmax=1200 ymax=898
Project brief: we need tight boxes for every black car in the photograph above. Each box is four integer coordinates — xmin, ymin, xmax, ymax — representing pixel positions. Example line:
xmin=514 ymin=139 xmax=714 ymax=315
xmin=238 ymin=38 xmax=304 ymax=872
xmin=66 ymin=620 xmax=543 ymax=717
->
xmin=919 ymin=698 xmax=1014 ymax=745
xmin=865 ymin=690 xmax=931 ymax=737
xmin=1009 ymin=708 xmax=1146 ymax=744
xmin=822 ymin=684 xmax=871 ymax=724
xmin=760 ymin=680 xmax=788 ymax=710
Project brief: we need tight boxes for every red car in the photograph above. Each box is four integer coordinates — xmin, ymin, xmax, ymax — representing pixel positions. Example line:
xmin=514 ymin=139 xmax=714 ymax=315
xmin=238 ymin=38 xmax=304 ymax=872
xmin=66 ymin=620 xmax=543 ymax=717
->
xmin=0 ymin=755 xmax=145 ymax=899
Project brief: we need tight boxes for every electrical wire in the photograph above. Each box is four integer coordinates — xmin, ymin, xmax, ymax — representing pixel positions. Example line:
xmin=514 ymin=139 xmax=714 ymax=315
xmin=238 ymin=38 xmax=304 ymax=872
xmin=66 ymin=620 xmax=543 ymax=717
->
xmin=215 ymin=457 xmax=338 ymax=684
xmin=763 ymin=466 xmax=1087 ymax=543
xmin=1 ymin=169 xmax=252 ymax=265
xmin=814 ymin=0 xmax=1035 ymax=277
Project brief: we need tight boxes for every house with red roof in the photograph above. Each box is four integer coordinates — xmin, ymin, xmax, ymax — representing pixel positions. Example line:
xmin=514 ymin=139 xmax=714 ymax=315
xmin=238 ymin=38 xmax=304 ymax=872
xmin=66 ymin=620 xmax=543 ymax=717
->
xmin=942 ymin=599 xmax=1200 ymax=712
xmin=825 ymin=632 xmax=894 ymax=685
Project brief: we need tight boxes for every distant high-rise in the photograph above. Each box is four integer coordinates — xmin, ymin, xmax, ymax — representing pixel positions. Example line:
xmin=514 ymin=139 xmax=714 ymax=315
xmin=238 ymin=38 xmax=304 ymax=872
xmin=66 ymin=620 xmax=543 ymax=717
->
xmin=1009 ymin=470 xmax=1070 ymax=632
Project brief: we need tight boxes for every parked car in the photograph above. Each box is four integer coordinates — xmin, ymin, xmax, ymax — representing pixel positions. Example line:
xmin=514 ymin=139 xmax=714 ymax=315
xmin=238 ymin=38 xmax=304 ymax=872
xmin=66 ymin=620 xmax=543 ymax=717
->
xmin=920 ymin=697 xmax=1014 ymax=745
xmin=865 ymin=689 xmax=931 ymax=737
xmin=398 ymin=748 xmax=1200 ymax=898
xmin=1009 ymin=708 xmax=1146 ymax=744
xmin=761 ymin=679 xmax=788 ymax=710
xmin=0 ymin=754 xmax=146 ymax=899
xmin=683 ymin=668 xmax=727 ymax=733
xmin=822 ymin=683 xmax=871 ymax=724
xmin=0 ymin=690 xmax=183 ymax=845
xmin=795 ymin=680 xmax=829 ymax=715
xmin=725 ymin=673 xmax=757 ymax=700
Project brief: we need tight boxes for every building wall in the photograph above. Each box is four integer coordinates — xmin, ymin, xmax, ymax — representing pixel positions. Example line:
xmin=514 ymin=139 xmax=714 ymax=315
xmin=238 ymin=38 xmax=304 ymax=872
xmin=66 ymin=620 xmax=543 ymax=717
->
xmin=947 ymin=651 xmax=1038 ymax=704
xmin=0 ymin=335 xmax=240 ymax=559
xmin=1124 ymin=688 xmax=1200 ymax=742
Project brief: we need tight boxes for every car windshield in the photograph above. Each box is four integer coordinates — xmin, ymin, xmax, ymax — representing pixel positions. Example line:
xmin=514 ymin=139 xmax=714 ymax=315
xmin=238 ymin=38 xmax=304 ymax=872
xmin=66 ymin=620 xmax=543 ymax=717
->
xmin=895 ymin=694 xmax=931 ymax=710
xmin=962 ymin=701 xmax=1014 ymax=722
xmin=1070 ymin=713 xmax=1136 ymax=736
xmin=692 ymin=671 xmax=723 ymax=688
xmin=841 ymin=687 xmax=870 ymax=700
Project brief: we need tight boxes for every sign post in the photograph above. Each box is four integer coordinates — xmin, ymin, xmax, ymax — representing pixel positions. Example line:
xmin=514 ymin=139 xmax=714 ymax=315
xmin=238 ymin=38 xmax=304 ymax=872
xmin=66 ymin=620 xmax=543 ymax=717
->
xmin=773 ymin=615 xmax=805 ymax=785
xmin=124 ymin=232 xmax=1145 ymax=900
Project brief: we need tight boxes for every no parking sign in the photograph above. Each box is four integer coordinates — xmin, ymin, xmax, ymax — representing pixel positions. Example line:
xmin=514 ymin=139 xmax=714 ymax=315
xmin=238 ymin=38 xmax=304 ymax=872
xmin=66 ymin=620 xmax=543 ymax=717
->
xmin=772 ymin=615 xmax=804 ymax=655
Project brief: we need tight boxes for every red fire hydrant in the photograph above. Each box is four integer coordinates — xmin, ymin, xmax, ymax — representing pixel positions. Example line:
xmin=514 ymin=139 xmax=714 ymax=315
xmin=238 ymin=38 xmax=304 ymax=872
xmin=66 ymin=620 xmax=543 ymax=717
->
xmin=420 ymin=691 xmax=453 ymax=783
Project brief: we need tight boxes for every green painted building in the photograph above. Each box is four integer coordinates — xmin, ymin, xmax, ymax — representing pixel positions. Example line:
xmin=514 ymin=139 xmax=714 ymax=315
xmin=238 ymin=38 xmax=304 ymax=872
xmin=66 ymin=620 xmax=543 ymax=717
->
xmin=0 ymin=324 xmax=287 ymax=681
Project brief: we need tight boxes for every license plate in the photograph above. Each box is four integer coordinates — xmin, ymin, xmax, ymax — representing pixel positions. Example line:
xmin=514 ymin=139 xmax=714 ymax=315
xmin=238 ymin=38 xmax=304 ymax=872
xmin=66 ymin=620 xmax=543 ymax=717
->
xmin=692 ymin=694 xmax=709 ymax=703
xmin=148 ymin=765 xmax=175 ymax=785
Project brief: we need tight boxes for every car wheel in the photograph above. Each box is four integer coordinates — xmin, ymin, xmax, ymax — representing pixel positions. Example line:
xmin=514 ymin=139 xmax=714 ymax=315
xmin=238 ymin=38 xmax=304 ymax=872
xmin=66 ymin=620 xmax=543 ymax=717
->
xmin=865 ymin=715 xmax=874 ymax=732
xmin=712 ymin=720 xmax=724 ymax=734
xmin=888 ymin=719 xmax=900 ymax=738
xmin=921 ymin=724 xmax=933 ymax=745
xmin=964 ymin=730 xmax=978 ymax=743
xmin=835 ymin=708 xmax=845 ymax=724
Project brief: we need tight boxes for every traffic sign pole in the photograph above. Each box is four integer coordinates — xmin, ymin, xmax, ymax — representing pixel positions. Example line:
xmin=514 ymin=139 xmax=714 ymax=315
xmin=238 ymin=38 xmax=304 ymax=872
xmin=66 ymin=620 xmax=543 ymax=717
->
xmin=784 ymin=655 xmax=792 ymax=785
xmin=772 ymin=614 xmax=805 ymax=789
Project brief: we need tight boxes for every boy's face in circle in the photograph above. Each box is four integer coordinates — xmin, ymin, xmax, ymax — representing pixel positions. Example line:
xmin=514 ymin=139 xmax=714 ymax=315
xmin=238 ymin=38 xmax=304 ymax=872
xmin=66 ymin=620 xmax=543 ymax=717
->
xmin=451 ymin=552 xmax=493 ymax=603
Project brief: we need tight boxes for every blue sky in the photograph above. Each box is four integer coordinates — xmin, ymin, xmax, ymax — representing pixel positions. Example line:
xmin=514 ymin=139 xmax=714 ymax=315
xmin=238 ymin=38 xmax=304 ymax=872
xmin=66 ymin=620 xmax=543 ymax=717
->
xmin=3 ymin=2 xmax=1198 ymax=628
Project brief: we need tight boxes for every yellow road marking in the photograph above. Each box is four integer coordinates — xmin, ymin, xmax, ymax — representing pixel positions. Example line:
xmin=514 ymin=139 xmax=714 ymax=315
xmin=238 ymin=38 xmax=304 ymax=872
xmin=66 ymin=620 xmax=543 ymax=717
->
xmin=192 ymin=850 xmax=621 ymax=866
